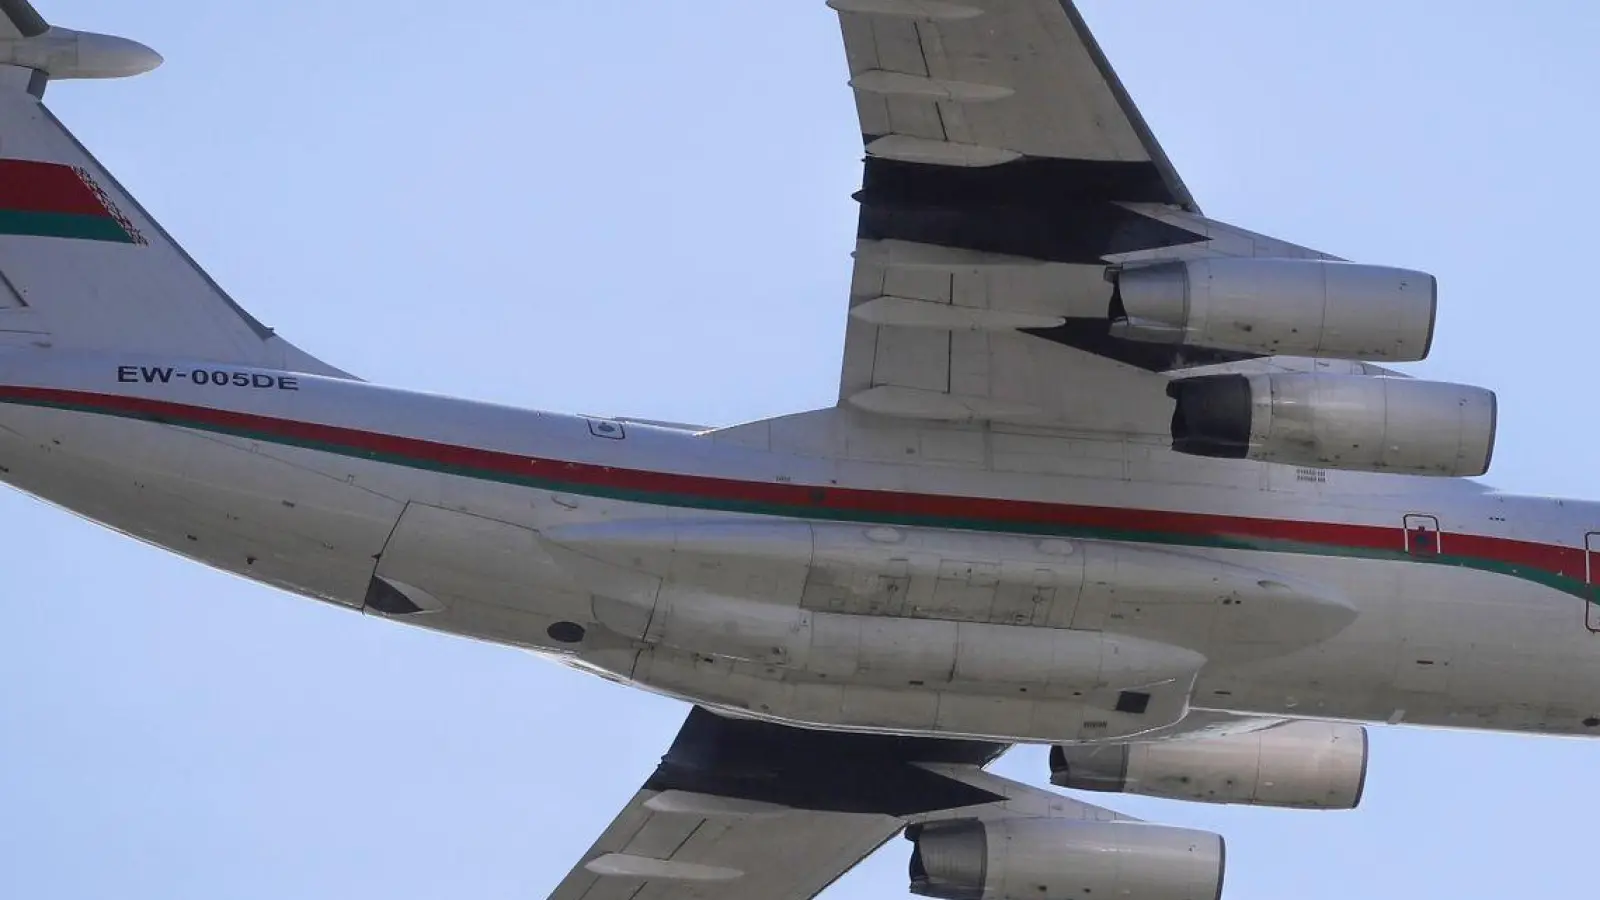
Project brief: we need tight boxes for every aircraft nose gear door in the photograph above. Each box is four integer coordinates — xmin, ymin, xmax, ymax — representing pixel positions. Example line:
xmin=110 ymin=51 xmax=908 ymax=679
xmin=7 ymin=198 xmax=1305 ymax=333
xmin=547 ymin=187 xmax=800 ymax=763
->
xmin=1585 ymin=533 xmax=1600 ymax=632
xmin=1404 ymin=514 xmax=1441 ymax=557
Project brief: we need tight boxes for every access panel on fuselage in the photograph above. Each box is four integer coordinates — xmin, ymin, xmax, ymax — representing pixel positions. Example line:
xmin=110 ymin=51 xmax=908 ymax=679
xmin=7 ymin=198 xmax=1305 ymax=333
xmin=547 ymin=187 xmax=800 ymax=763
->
xmin=1586 ymin=532 xmax=1600 ymax=633
xmin=1404 ymin=514 xmax=1441 ymax=557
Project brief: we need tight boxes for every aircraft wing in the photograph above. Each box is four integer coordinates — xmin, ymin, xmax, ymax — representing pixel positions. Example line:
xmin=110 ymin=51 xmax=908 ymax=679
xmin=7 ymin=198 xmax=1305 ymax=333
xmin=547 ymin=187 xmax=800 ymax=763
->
xmin=0 ymin=1 xmax=47 ymax=39
xmin=550 ymin=797 xmax=896 ymax=900
xmin=546 ymin=707 xmax=1106 ymax=900
xmin=833 ymin=0 xmax=1341 ymax=435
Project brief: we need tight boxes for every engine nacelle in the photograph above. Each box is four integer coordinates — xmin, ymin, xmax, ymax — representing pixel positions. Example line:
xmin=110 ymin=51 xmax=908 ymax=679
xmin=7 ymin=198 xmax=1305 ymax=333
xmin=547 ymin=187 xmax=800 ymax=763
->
xmin=910 ymin=817 xmax=1224 ymax=900
xmin=1111 ymin=257 xmax=1436 ymax=361
xmin=1167 ymin=372 xmax=1496 ymax=476
xmin=1049 ymin=721 xmax=1369 ymax=810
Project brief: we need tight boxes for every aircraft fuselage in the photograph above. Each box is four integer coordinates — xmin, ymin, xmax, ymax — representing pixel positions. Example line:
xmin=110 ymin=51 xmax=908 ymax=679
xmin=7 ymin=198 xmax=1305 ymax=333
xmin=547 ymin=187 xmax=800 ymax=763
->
xmin=3 ymin=349 xmax=1597 ymax=743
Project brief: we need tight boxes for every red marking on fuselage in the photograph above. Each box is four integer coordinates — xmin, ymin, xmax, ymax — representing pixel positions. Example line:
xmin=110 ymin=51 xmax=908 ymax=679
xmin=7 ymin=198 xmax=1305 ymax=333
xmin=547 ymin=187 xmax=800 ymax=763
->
xmin=0 ymin=384 xmax=1588 ymax=588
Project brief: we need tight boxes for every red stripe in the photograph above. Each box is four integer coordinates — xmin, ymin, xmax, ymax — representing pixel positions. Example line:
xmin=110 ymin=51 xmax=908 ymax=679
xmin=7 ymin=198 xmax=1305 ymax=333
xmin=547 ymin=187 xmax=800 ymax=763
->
xmin=0 ymin=385 xmax=1588 ymax=584
xmin=0 ymin=160 xmax=115 ymax=218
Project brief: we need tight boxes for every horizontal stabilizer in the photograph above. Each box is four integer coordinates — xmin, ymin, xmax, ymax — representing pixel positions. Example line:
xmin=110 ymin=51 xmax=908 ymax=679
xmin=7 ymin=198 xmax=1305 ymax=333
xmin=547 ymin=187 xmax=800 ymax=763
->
xmin=0 ymin=3 xmax=160 ymax=80
xmin=0 ymin=27 xmax=160 ymax=80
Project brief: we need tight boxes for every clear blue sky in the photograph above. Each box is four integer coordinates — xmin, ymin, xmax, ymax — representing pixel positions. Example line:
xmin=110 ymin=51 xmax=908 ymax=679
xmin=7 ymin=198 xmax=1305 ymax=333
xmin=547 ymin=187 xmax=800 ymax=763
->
xmin=2 ymin=1 xmax=1598 ymax=897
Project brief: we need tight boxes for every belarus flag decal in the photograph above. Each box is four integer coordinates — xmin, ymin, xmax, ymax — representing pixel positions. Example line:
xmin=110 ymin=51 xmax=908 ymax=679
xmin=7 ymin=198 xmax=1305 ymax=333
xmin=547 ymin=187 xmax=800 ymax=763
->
xmin=0 ymin=159 xmax=146 ymax=244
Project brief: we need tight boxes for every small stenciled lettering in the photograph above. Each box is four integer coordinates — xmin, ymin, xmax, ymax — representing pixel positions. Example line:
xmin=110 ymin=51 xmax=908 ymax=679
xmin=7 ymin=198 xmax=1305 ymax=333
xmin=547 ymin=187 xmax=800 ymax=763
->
xmin=117 ymin=365 xmax=298 ymax=391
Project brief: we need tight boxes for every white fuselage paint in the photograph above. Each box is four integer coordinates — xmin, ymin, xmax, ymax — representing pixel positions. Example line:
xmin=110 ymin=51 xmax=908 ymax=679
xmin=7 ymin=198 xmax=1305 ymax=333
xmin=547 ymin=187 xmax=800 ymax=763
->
xmin=2 ymin=350 xmax=1598 ymax=743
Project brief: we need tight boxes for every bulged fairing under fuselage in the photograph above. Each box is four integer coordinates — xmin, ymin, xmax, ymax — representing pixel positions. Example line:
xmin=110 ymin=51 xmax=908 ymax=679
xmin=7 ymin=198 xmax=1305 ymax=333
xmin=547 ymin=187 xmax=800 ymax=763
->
xmin=2 ymin=349 xmax=1599 ymax=743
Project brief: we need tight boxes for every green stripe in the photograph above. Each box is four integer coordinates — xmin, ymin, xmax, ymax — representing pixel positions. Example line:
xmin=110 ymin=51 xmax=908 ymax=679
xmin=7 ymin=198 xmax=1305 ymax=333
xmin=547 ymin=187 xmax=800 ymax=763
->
xmin=14 ymin=394 xmax=1600 ymax=603
xmin=0 ymin=209 xmax=134 ymax=243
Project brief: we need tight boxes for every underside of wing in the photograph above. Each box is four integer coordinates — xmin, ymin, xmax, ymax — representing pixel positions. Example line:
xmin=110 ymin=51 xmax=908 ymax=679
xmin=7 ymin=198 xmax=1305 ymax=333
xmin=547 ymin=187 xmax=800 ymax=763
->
xmin=547 ymin=708 xmax=1008 ymax=900
xmin=546 ymin=708 xmax=1242 ymax=900
xmin=553 ymin=796 xmax=897 ymax=900
xmin=0 ymin=1 xmax=46 ymax=41
xmin=835 ymin=0 xmax=1196 ymax=214
xmin=831 ymin=1 xmax=1339 ymax=435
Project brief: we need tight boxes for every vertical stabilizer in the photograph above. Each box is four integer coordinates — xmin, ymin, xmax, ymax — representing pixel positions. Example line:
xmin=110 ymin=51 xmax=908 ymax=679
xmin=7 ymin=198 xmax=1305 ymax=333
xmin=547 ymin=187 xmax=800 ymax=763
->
xmin=0 ymin=2 xmax=342 ymax=374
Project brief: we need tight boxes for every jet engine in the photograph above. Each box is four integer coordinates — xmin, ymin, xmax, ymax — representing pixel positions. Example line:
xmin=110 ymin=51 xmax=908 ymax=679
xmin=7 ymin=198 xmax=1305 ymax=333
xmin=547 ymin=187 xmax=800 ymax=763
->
xmin=1110 ymin=257 xmax=1436 ymax=361
xmin=1166 ymin=372 xmax=1496 ymax=476
xmin=909 ymin=817 xmax=1224 ymax=900
xmin=1050 ymin=720 xmax=1369 ymax=809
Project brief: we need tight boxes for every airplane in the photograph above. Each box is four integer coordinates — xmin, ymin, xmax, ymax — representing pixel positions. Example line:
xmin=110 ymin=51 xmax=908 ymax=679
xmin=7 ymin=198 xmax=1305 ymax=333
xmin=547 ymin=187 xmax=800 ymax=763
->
xmin=0 ymin=0 xmax=1594 ymax=897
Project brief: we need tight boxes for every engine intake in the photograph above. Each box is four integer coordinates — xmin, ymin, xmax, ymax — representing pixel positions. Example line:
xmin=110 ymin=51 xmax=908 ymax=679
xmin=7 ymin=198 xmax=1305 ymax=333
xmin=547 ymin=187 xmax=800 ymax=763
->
xmin=1167 ymin=372 xmax=1496 ymax=477
xmin=1050 ymin=721 xmax=1369 ymax=810
xmin=1111 ymin=257 xmax=1437 ymax=361
xmin=909 ymin=817 xmax=1224 ymax=900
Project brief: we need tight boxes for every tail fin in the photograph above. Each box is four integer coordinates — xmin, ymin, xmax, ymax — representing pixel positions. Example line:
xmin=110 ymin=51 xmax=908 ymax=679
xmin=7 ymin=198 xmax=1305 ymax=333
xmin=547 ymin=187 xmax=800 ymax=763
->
xmin=0 ymin=3 xmax=343 ymax=375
